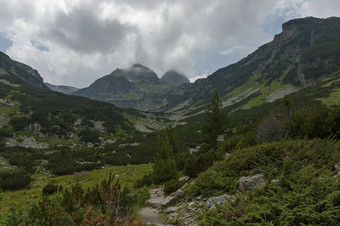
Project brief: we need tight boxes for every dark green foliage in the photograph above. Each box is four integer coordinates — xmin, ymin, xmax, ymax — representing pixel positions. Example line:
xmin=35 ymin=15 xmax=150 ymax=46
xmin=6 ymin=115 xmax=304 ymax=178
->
xmin=164 ymin=179 xmax=185 ymax=194
xmin=42 ymin=183 xmax=61 ymax=195
xmin=46 ymin=150 xmax=76 ymax=175
xmin=2 ymin=73 xmax=136 ymax=138
xmin=0 ymin=147 xmax=42 ymax=173
xmin=10 ymin=117 xmax=29 ymax=131
xmin=0 ymin=168 xmax=31 ymax=190
xmin=101 ymin=133 xmax=159 ymax=165
xmin=202 ymin=92 xmax=228 ymax=148
xmin=287 ymin=103 xmax=340 ymax=139
xmin=282 ymin=64 xmax=300 ymax=86
xmin=190 ymin=139 xmax=340 ymax=197
xmin=184 ymin=148 xmax=224 ymax=178
xmin=184 ymin=92 xmax=228 ymax=177
xmin=134 ymin=173 xmax=153 ymax=188
xmin=202 ymin=164 xmax=340 ymax=225
xmin=152 ymin=126 xmax=178 ymax=184
xmin=0 ymin=128 xmax=12 ymax=142
xmin=79 ymin=129 xmax=100 ymax=143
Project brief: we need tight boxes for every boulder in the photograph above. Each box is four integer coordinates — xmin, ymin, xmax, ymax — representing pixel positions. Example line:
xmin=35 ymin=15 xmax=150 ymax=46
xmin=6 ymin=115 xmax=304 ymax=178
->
xmin=205 ymin=194 xmax=230 ymax=209
xmin=164 ymin=207 xmax=179 ymax=214
xmin=335 ymin=162 xmax=340 ymax=174
xmin=271 ymin=179 xmax=280 ymax=184
xmin=162 ymin=196 xmax=177 ymax=206
xmin=238 ymin=173 xmax=266 ymax=191
xmin=173 ymin=189 xmax=184 ymax=198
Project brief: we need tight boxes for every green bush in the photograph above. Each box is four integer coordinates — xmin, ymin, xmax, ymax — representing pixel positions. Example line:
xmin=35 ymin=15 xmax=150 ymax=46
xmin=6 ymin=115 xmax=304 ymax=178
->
xmin=0 ymin=168 xmax=31 ymax=190
xmin=202 ymin=167 xmax=340 ymax=225
xmin=79 ymin=129 xmax=100 ymax=143
xmin=190 ymin=139 xmax=340 ymax=197
xmin=43 ymin=183 xmax=61 ymax=195
xmin=164 ymin=179 xmax=185 ymax=194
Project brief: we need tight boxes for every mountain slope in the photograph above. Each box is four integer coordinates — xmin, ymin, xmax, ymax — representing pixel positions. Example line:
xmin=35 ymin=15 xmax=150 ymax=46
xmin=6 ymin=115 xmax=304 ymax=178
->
xmin=73 ymin=64 xmax=175 ymax=111
xmin=170 ymin=17 xmax=340 ymax=118
xmin=161 ymin=70 xmax=190 ymax=87
xmin=0 ymin=51 xmax=47 ymax=89
xmin=45 ymin=82 xmax=80 ymax=94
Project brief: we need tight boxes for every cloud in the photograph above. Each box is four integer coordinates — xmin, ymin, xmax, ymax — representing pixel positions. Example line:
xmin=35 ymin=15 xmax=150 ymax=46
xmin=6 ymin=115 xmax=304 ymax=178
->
xmin=189 ymin=73 xmax=209 ymax=83
xmin=0 ymin=0 xmax=340 ymax=87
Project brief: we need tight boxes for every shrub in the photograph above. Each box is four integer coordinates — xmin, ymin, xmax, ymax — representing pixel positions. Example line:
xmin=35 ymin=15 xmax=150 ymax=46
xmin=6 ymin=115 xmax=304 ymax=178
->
xmin=190 ymin=139 xmax=340 ymax=197
xmin=79 ymin=129 xmax=99 ymax=143
xmin=0 ymin=168 xmax=31 ymax=190
xmin=43 ymin=183 xmax=61 ymax=195
xmin=164 ymin=179 xmax=185 ymax=194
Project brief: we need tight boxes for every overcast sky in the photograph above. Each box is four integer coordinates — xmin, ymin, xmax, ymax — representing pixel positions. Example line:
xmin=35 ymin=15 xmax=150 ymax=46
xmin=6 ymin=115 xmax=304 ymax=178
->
xmin=1 ymin=0 xmax=340 ymax=87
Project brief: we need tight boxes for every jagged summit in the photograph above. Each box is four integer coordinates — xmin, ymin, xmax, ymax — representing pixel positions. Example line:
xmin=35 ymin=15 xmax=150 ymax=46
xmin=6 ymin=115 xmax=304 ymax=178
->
xmin=73 ymin=63 xmax=172 ymax=111
xmin=161 ymin=69 xmax=190 ymax=87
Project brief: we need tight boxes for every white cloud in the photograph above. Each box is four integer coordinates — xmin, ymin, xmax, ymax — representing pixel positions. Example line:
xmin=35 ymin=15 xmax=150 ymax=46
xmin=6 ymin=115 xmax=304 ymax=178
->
xmin=189 ymin=73 xmax=208 ymax=83
xmin=0 ymin=0 xmax=340 ymax=87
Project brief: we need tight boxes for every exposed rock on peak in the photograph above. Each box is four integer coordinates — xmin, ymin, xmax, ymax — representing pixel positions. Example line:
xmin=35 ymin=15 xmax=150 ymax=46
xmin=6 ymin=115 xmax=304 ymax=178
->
xmin=0 ymin=51 xmax=47 ymax=89
xmin=73 ymin=64 xmax=172 ymax=111
xmin=161 ymin=69 xmax=190 ymax=87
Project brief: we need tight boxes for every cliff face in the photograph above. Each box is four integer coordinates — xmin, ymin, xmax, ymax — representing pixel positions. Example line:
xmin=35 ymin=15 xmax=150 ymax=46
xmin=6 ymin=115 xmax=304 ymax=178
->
xmin=0 ymin=51 xmax=47 ymax=89
xmin=161 ymin=70 xmax=190 ymax=87
xmin=73 ymin=64 xmax=173 ymax=111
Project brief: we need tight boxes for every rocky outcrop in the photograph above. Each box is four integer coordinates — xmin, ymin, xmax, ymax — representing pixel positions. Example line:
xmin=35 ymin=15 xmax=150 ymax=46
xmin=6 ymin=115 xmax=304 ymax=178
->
xmin=266 ymin=86 xmax=299 ymax=103
xmin=335 ymin=162 xmax=340 ymax=175
xmin=205 ymin=194 xmax=231 ymax=209
xmin=162 ymin=189 xmax=184 ymax=207
xmin=5 ymin=136 xmax=49 ymax=149
xmin=238 ymin=173 xmax=266 ymax=191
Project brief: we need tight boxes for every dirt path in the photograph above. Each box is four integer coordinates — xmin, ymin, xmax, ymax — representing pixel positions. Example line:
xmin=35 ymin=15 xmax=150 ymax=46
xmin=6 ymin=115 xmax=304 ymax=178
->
xmin=139 ymin=187 xmax=167 ymax=226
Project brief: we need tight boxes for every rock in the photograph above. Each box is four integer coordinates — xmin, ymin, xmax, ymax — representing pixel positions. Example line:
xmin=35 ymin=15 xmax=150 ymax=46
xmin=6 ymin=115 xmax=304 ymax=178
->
xmin=217 ymin=135 xmax=225 ymax=142
xmin=238 ymin=173 xmax=266 ymax=191
xmin=164 ymin=207 xmax=179 ymax=214
xmin=224 ymin=153 xmax=231 ymax=160
xmin=5 ymin=136 xmax=48 ymax=149
xmin=335 ymin=162 xmax=340 ymax=173
xmin=173 ymin=189 xmax=184 ymax=198
xmin=179 ymin=176 xmax=189 ymax=182
xmin=271 ymin=179 xmax=280 ymax=184
xmin=266 ymin=86 xmax=299 ymax=103
xmin=162 ymin=196 xmax=177 ymax=206
xmin=205 ymin=194 xmax=230 ymax=209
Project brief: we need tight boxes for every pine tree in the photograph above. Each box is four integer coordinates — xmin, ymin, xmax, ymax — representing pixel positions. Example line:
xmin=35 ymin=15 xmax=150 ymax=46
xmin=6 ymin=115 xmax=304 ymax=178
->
xmin=202 ymin=92 xmax=228 ymax=148
xmin=152 ymin=126 xmax=178 ymax=184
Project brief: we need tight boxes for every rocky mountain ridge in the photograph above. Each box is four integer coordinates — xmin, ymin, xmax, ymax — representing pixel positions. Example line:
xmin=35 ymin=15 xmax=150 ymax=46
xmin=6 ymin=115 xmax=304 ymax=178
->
xmin=161 ymin=69 xmax=190 ymax=87
xmin=70 ymin=17 xmax=340 ymax=115
xmin=73 ymin=64 xmax=177 ymax=111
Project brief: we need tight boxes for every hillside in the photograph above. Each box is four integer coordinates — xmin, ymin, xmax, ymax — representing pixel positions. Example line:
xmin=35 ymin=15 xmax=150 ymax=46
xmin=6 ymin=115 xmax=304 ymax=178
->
xmin=0 ymin=51 xmax=168 ymax=181
xmin=45 ymin=82 xmax=80 ymax=94
xmin=170 ymin=17 xmax=340 ymax=119
xmin=0 ymin=52 xmax=47 ymax=89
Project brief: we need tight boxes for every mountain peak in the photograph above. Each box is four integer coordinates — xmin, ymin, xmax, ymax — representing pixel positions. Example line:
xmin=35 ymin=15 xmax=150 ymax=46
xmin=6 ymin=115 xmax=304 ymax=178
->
xmin=161 ymin=69 xmax=190 ymax=87
xmin=126 ymin=63 xmax=154 ymax=73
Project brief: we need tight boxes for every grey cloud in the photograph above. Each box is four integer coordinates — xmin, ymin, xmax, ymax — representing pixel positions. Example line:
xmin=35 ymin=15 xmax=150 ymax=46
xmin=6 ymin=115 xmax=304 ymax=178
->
xmin=2 ymin=0 xmax=340 ymax=87
xmin=40 ymin=3 xmax=136 ymax=54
